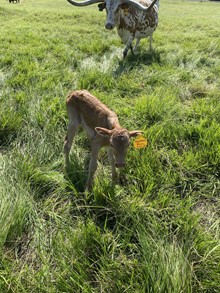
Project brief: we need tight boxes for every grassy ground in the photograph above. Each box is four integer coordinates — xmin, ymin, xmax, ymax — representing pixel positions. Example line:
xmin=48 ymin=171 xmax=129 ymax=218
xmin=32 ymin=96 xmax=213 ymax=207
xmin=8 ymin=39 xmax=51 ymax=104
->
xmin=0 ymin=0 xmax=220 ymax=292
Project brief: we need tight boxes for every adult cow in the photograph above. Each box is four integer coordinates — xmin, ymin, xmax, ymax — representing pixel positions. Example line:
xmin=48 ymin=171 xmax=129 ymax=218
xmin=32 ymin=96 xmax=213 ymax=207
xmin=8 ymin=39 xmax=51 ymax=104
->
xmin=66 ymin=0 xmax=159 ymax=57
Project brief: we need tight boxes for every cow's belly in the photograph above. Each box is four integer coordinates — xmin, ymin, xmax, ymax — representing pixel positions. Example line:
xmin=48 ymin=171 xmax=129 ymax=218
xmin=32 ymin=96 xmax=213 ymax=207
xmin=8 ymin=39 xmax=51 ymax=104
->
xmin=135 ymin=26 xmax=156 ymax=39
xmin=117 ymin=28 xmax=131 ymax=44
xmin=117 ymin=26 xmax=156 ymax=44
xmin=116 ymin=10 xmax=157 ymax=43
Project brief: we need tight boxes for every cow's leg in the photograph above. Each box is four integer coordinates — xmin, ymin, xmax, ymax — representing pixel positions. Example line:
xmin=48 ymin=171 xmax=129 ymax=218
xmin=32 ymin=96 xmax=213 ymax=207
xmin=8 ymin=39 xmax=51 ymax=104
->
xmin=64 ymin=108 xmax=79 ymax=164
xmin=85 ymin=140 xmax=101 ymax=190
xmin=134 ymin=38 xmax=140 ymax=53
xmin=107 ymin=148 xmax=117 ymax=182
xmin=123 ymin=35 xmax=134 ymax=58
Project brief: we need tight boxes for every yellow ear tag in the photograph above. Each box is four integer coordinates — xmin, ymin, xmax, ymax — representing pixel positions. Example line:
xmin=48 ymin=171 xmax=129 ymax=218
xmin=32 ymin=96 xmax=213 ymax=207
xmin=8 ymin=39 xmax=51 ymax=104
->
xmin=133 ymin=135 xmax=148 ymax=149
xmin=125 ymin=8 xmax=129 ymax=16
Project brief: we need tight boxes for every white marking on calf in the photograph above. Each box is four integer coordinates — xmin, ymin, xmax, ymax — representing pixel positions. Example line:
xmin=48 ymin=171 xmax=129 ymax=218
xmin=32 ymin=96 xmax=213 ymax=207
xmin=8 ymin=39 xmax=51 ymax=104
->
xmin=64 ymin=90 xmax=143 ymax=190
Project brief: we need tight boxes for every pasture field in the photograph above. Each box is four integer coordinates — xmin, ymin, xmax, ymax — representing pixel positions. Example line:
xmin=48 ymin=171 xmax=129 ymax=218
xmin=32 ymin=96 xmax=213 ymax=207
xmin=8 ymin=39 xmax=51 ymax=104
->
xmin=0 ymin=0 xmax=220 ymax=292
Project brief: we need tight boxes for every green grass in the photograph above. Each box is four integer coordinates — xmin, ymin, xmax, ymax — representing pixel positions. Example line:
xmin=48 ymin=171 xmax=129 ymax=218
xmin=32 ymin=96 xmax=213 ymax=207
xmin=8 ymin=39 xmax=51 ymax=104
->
xmin=0 ymin=0 xmax=220 ymax=292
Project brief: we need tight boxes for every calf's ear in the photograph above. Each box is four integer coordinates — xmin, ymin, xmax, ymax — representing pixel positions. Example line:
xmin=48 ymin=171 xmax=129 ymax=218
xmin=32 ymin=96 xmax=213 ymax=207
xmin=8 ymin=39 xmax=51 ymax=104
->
xmin=129 ymin=130 xmax=144 ymax=137
xmin=95 ymin=127 xmax=112 ymax=137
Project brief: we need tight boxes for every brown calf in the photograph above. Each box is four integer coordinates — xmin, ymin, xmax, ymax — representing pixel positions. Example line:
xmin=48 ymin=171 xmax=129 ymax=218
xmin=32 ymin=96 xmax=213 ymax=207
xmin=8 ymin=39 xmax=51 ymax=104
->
xmin=64 ymin=90 xmax=143 ymax=190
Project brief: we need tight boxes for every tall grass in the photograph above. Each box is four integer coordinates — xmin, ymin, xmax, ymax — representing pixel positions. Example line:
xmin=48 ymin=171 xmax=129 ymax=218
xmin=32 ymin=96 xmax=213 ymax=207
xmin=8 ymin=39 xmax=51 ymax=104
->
xmin=0 ymin=0 xmax=220 ymax=292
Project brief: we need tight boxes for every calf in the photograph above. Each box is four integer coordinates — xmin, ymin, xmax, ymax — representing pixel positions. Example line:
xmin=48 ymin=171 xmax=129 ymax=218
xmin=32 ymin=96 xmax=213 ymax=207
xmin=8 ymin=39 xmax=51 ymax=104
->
xmin=64 ymin=90 xmax=143 ymax=190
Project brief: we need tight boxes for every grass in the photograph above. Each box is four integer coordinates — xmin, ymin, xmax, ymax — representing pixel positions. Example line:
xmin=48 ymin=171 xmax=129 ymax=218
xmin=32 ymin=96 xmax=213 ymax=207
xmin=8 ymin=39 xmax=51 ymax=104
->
xmin=0 ymin=0 xmax=220 ymax=292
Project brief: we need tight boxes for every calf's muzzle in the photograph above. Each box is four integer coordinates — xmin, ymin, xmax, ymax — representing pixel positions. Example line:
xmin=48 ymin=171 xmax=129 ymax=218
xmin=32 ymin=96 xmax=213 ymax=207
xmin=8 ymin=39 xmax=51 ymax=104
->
xmin=115 ymin=162 xmax=125 ymax=168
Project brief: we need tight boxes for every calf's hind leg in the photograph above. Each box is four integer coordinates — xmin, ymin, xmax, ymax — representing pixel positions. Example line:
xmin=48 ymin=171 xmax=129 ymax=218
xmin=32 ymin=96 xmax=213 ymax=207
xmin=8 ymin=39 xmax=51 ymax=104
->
xmin=64 ymin=108 xmax=79 ymax=164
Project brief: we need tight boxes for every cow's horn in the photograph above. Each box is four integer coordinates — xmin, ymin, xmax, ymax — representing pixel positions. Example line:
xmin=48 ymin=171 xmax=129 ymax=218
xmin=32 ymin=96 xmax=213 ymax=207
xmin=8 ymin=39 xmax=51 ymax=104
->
xmin=120 ymin=0 xmax=158 ymax=12
xmin=67 ymin=0 xmax=104 ymax=6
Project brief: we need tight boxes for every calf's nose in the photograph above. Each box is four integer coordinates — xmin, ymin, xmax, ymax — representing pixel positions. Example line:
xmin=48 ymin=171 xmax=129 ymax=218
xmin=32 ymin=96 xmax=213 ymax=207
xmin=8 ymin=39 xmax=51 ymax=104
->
xmin=115 ymin=162 xmax=125 ymax=168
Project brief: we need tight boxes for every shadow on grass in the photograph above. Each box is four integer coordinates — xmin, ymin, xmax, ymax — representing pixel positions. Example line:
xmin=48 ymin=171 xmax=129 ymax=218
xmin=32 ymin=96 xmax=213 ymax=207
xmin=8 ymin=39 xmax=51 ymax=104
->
xmin=114 ymin=49 xmax=161 ymax=77
xmin=0 ymin=127 xmax=17 ymax=151
xmin=64 ymin=157 xmax=88 ymax=194
xmin=65 ymin=159 xmax=120 ymax=231
xmin=87 ymin=183 xmax=119 ymax=231
xmin=64 ymin=149 xmax=129 ymax=232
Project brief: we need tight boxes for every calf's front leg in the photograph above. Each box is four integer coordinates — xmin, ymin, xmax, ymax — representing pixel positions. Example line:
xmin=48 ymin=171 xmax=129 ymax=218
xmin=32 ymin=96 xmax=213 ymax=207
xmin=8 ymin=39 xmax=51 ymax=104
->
xmin=107 ymin=148 xmax=117 ymax=182
xmin=85 ymin=140 xmax=101 ymax=190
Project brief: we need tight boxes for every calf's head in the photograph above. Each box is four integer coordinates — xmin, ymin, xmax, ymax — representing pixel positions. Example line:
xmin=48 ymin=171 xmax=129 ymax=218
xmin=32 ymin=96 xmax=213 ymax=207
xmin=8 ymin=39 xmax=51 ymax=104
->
xmin=95 ymin=127 xmax=143 ymax=167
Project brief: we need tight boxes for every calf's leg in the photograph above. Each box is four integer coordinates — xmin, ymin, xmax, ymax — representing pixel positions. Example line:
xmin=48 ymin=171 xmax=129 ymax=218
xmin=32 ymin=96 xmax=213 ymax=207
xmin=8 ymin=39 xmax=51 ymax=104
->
xmin=64 ymin=108 xmax=79 ymax=164
xmin=64 ymin=122 xmax=78 ymax=164
xmin=85 ymin=139 xmax=101 ymax=190
xmin=107 ymin=148 xmax=117 ymax=182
